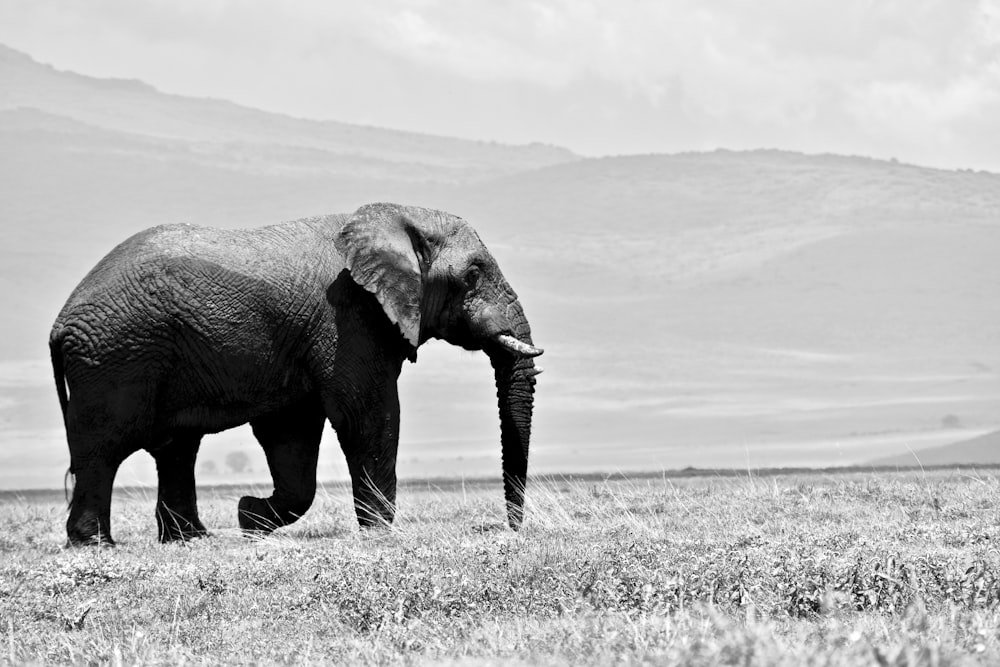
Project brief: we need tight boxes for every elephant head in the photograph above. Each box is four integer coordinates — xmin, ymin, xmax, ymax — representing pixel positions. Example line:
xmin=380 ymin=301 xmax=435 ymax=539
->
xmin=335 ymin=203 xmax=542 ymax=529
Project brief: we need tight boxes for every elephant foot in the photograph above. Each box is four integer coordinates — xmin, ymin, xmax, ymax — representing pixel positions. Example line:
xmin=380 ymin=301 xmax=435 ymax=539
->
xmin=157 ymin=518 xmax=209 ymax=543
xmin=66 ymin=515 xmax=115 ymax=547
xmin=65 ymin=532 xmax=116 ymax=548
xmin=159 ymin=527 xmax=209 ymax=543
xmin=238 ymin=493 xmax=314 ymax=535
xmin=357 ymin=514 xmax=393 ymax=530
xmin=156 ymin=504 xmax=209 ymax=543
xmin=238 ymin=496 xmax=281 ymax=535
xmin=354 ymin=495 xmax=395 ymax=530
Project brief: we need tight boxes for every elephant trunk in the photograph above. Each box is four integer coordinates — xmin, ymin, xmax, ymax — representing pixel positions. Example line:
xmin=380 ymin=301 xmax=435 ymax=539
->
xmin=487 ymin=297 xmax=540 ymax=530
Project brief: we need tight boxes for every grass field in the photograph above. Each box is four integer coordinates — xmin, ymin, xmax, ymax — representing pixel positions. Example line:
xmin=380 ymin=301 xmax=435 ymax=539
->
xmin=1 ymin=469 xmax=999 ymax=665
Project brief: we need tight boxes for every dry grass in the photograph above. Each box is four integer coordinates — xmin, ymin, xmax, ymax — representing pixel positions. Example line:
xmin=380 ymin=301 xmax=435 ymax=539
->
xmin=1 ymin=469 xmax=999 ymax=664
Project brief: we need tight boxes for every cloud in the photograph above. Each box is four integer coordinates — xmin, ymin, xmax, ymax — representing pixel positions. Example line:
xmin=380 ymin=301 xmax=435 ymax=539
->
xmin=341 ymin=1 xmax=996 ymax=111
xmin=339 ymin=0 xmax=1000 ymax=166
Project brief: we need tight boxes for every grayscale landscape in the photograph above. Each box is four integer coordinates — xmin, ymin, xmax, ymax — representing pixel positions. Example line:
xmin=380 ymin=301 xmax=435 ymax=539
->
xmin=1 ymin=4 xmax=999 ymax=662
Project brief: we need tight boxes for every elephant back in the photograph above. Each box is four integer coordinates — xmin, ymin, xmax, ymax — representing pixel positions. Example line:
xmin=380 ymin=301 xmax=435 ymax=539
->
xmin=55 ymin=215 xmax=349 ymax=320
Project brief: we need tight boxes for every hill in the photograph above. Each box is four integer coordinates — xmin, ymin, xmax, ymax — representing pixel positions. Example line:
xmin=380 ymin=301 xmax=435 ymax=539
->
xmin=1 ymin=45 xmax=998 ymax=488
xmin=0 ymin=44 xmax=576 ymax=180
xmin=869 ymin=430 xmax=1000 ymax=467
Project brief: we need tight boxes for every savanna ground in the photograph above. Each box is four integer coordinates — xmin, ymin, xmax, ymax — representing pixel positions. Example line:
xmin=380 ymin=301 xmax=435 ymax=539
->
xmin=1 ymin=469 xmax=999 ymax=665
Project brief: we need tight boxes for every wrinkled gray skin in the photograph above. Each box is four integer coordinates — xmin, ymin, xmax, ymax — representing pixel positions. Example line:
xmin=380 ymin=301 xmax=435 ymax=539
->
xmin=50 ymin=203 xmax=541 ymax=546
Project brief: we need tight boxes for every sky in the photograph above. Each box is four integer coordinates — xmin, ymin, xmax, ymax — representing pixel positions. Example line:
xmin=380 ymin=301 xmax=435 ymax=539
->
xmin=1 ymin=0 xmax=999 ymax=168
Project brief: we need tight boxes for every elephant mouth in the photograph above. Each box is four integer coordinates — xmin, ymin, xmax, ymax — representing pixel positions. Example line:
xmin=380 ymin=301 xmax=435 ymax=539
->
xmin=493 ymin=333 xmax=543 ymax=359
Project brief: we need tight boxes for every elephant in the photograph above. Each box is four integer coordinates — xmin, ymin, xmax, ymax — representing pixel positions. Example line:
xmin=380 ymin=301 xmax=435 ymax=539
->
xmin=49 ymin=202 xmax=542 ymax=546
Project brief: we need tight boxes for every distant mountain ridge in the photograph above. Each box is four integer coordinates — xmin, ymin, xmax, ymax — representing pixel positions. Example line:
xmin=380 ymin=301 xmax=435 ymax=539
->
xmin=0 ymin=43 xmax=578 ymax=181
xmin=868 ymin=430 xmax=1000 ymax=467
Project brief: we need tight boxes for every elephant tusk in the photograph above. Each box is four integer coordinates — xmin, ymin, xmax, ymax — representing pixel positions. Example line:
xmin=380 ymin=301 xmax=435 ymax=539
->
xmin=496 ymin=334 xmax=544 ymax=358
xmin=526 ymin=366 xmax=543 ymax=377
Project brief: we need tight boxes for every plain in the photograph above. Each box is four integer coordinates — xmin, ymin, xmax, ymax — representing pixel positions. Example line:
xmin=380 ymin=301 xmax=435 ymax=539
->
xmin=1 ymin=469 xmax=999 ymax=665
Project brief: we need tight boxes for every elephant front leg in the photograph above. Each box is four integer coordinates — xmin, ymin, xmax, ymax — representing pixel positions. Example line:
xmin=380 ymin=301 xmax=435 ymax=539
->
xmin=335 ymin=385 xmax=400 ymax=529
xmin=152 ymin=432 xmax=208 ymax=542
xmin=239 ymin=399 xmax=326 ymax=535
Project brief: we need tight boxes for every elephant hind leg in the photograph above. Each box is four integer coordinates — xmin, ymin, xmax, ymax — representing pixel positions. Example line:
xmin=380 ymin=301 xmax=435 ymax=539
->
xmin=239 ymin=398 xmax=325 ymax=535
xmin=152 ymin=431 xmax=209 ymax=542
xmin=66 ymin=454 xmax=121 ymax=547
xmin=66 ymin=427 xmax=141 ymax=546
xmin=63 ymin=373 xmax=161 ymax=546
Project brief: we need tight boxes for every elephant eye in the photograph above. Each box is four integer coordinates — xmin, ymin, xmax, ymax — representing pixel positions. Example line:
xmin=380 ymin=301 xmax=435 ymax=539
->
xmin=464 ymin=265 xmax=481 ymax=289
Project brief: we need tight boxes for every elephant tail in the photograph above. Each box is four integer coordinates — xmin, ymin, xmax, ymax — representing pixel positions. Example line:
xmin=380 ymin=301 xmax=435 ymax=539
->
xmin=49 ymin=334 xmax=69 ymax=428
xmin=50 ymin=333 xmax=74 ymax=508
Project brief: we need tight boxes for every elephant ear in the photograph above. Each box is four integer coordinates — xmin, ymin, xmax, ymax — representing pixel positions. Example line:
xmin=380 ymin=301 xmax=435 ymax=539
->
xmin=334 ymin=203 xmax=437 ymax=347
